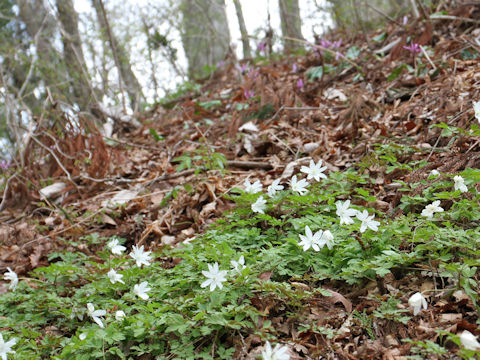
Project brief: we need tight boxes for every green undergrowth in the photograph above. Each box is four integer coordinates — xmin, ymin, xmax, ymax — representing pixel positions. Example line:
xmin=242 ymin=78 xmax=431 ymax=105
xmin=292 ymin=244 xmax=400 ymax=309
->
xmin=1 ymin=147 xmax=480 ymax=359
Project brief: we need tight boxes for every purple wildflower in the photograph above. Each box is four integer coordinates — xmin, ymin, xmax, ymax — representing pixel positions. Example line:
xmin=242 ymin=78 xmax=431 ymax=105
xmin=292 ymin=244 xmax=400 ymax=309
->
xmin=402 ymin=16 xmax=408 ymax=25
xmin=403 ymin=42 xmax=422 ymax=54
xmin=0 ymin=160 xmax=10 ymax=170
xmin=318 ymin=39 xmax=342 ymax=55
xmin=216 ymin=60 xmax=225 ymax=68
xmin=248 ymin=68 xmax=259 ymax=80
xmin=335 ymin=51 xmax=344 ymax=60
xmin=297 ymin=78 xmax=304 ymax=90
xmin=257 ymin=42 xmax=266 ymax=52
xmin=320 ymin=39 xmax=332 ymax=48
xmin=244 ymin=89 xmax=255 ymax=99
xmin=236 ymin=63 xmax=250 ymax=74
xmin=292 ymin=63 xmax=298 ymax=72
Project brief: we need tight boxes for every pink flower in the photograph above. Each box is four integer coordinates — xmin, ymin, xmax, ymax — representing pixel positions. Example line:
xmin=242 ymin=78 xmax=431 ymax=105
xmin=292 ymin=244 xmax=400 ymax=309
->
xmin=0 ymin=160 xmax=10 ymax=170
xmin=403 ymin=42 xmax=421 ymax=54
xmin=236 ymin=63 xmax=250 ymax=74
xmin=257 ymin=42 xmax=266 ymax=52
xmin=292 ymin=63 xmax=298 ymax=72
xmin=244 ymin=89 xmax=255 ymax=99
xmin=297 ymin=78 xmax=304 ymax=90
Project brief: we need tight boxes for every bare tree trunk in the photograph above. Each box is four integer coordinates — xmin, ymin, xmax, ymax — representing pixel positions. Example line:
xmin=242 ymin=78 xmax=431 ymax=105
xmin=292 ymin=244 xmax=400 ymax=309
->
xmin=17 ymin=0 xmax=63 ymax=99
xmin=278 ymin=0 xmax=304 ymax=52
xmin=91 ymin=0 xmax=143 ymax=111
xmin=181 ymin=0 xmax=231 ymax=80
xmin=232 ymin=0 xmax=251 ymax=59
xmin=56 ymin=0 xmax=95 ymax=110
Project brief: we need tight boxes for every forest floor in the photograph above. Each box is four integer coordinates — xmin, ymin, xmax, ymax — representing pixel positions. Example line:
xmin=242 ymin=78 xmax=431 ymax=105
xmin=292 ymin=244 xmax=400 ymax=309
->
xmin=1 ymin=4 xmax=480 ymax=360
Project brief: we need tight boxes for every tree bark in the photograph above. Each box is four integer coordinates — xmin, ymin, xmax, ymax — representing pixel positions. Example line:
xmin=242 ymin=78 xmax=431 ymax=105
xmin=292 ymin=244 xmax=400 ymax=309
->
xmin=181 ymin=0 xmax=231 ymax=80
xmin=91 ymin=0 xmax=143 ymax=110
xmin=17 ymin=0 xmax=63 ymax=99
xmin=278 ymin=0 xmax=304 ymax=52
xmin=232 ymin=0 xmax=251 ymax=59
xmin=56 ymin=0 xmax=95 ymax=110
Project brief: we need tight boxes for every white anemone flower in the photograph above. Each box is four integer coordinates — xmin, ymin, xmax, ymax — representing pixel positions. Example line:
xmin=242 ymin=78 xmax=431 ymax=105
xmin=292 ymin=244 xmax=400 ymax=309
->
xmin=408 ymin=292 xmax=427 ymax=315
xmin=129 ymin=245 xmax=152 ymax=268
xmin=290 ymin=175 xmax=309 ymax=196
xmin=251 ymin=196 xmax=267 ymax=214
xmin=453 ymin=175 xmax=468 ymax=193
xmin=134 ymin=281 xmax=152 ymax=300
xmin=421 ymin=200 xmax=444 ymax=218
xmin=0 ymin=333 xmax=16 ymax=360
xmin=107 ymin=269 xmax=124 ymax=284
xmin=300 ymin=159 xmax=327 ymax=182
xmin=201 ymin=262 xmax=228 ymax=291
xmin=473 ymin=100 xmax=480 ymax=123
xmin=298 ymin=225 xmax=322 ymax=251
xmin=4 ymin=268 xmax=18 ymax=291
xmin=115 ymin=311 xmax=126 ymax=321
xmin=107 ymin=238 xmax=126 ymax=255
xmin=231 ymin=256 xmax=246 ymax=272
xmin=429 ymin=169 xmax=440 ymax=177
xmin=356 ymin=210 xmax=380 ymax=233
xmin=243 ymin=179 xmax=262 ymax=194
xmin=460 ymin=330 xmax=480 ymax=351
xmin=87 ymin=303 xmax=106 ymax=328
xmin=267 ymin=179 xmax=284 ymax=197
xmin=320 ymin=230 xmax=334 ymax=250
xmin=261 ymin=340 xmax=290 ymax=360
xmin=335 ymin=200 xmax=357 ymax=225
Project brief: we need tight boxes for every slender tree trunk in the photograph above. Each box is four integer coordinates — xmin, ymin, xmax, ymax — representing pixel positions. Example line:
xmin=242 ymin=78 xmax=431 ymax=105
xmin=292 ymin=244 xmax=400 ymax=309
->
xmin=181 ymin=0 xmax=231 ymax=80
xmin=17 ymin=0 xmax=63 ymax=99
xmin=232 ymin=0 xmax=251 ymax=59
xmin=278 ymin=0 xmax=304 ymax=52
xmin=56 ymin=0 xmax=95 ymax=110
xmin=91 ymin=0 xmax=143 ymax=110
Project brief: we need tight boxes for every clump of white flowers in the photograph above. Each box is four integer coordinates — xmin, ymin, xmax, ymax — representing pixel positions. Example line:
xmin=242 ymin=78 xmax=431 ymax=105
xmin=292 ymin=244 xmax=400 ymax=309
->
xmin=3 ymin=268 xmax=18 ymax=291
xmin=473 ymin=100 xmax=480 ymax=123
xmin=421 ymin=200 xmax=444 ymax=218
xmin=298 ymin=225 xmax=334 ymax=251
xmin=261 ymin=341 xmax=290 ymax=360
xmin=408 ymin=292 xmax=427 ymax=315
xmin=460 ymin=330 xmax=480 ymax=351
xmin=453 ymin=175 xmax=468 ymax=193
xmin=244 ymin=179 xmax=262 ymax=194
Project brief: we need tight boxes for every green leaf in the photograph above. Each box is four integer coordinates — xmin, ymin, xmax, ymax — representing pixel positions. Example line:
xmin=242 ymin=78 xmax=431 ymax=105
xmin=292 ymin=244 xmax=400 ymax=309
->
xmin=149 ymin=128 xmax=164 ymax=142
xmin=387 ymin=64 xmax=406 ymax=81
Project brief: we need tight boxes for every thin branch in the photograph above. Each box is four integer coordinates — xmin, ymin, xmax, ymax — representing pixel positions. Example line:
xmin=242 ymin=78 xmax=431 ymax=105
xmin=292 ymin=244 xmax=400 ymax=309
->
xmin=363 ymin=1 xmax=402 ymax=26
xmin=0 ymin=174 xmax=17 ymax=212
xmin=97 ymin=0 xmax=127 ymax=113
xmin=429 ymin=14 xmax=480 ymax=24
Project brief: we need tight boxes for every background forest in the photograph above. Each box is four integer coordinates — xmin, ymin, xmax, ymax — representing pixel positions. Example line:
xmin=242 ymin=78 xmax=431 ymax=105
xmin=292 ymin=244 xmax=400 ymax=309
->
xmin=0 ymin=0 xmax=408 ymax=160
